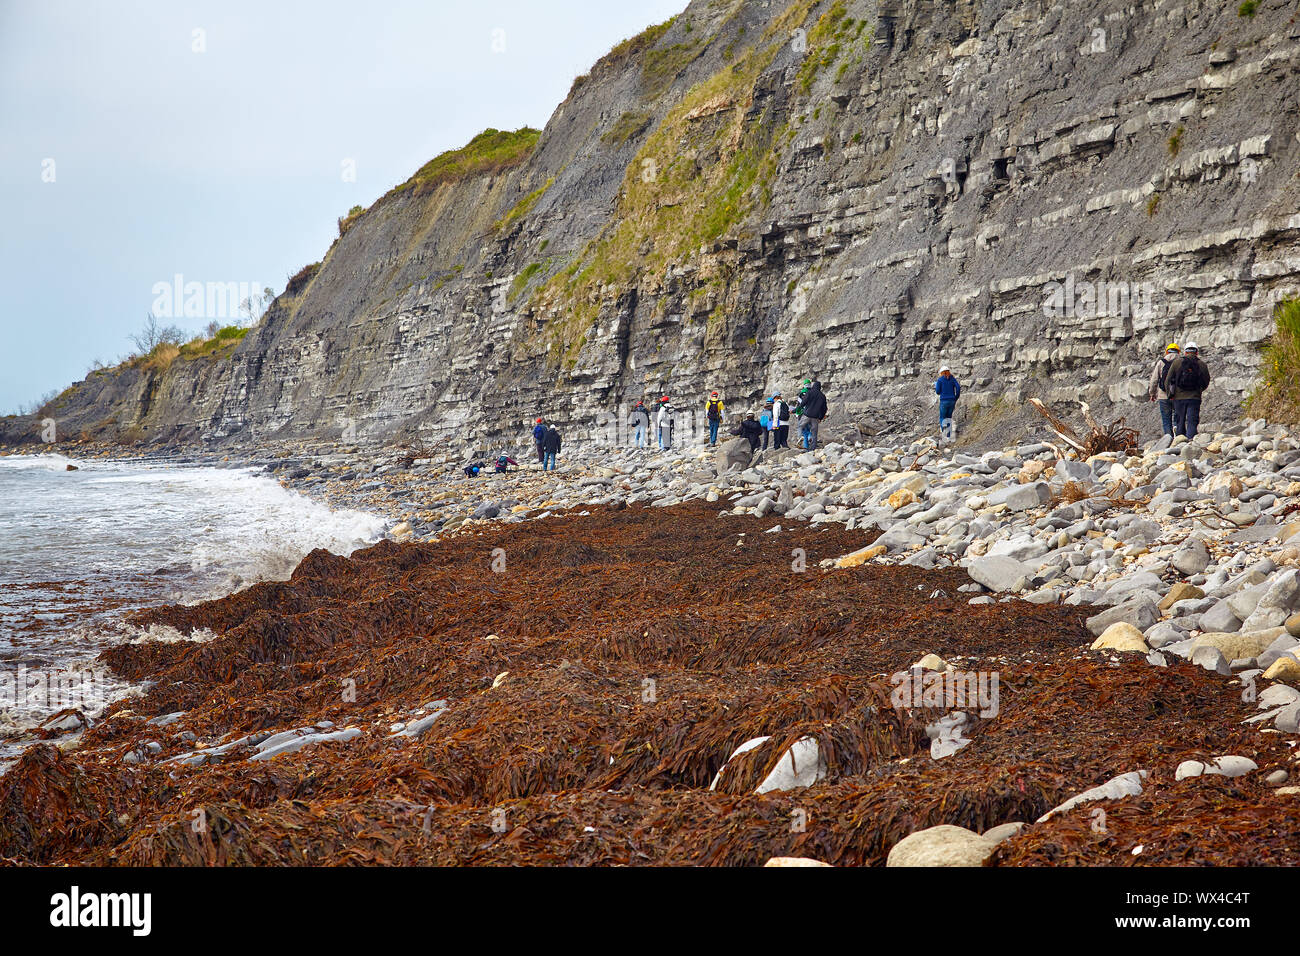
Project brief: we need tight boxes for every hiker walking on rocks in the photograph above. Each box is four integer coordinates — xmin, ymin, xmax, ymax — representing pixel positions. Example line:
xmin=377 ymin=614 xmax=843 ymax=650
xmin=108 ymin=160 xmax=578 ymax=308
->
xmin=541 ymin=424 xmax=562 ymax=471
xmin=1148 ymin=343 xmax=1181 ymax=437
xmin=1167 ymin=342 xmax=1211 ymax=440
xmin=628 ymin=400 xmax=650 ymax=449
xmin=532 ymin=418 xmax=547 ymax=464
xmin=935 ymin=365 xmax=961 ymax=443
xmin=705 ymin=391 xmax=726 ymax=446
xmin=770 ymin=391 xmax=791 ymax=449
xmin=759 ymin=399 xmax=773 ymax=450
xmin=656 ymin=396 xmax=674 ymax=450
xmin=800 ymin=379 xmax=828 ymax=450
xmin=731 ymin=411 xmax=764 ymax=452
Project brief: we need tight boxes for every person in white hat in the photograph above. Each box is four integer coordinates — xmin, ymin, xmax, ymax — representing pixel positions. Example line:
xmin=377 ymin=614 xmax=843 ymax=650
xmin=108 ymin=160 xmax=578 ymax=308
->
xmin=1165 ymin=342 xmax=1210 ymax=439
xmin=934 ymin=365 xmax=961 ymax=442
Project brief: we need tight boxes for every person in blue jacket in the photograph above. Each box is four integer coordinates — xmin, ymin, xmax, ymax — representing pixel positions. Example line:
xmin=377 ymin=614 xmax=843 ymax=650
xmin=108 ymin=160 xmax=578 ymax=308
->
xmin=935 ymin=365 xmax=961 ymax=441
xmin=531 ymin=417 xmax=547 ymax=464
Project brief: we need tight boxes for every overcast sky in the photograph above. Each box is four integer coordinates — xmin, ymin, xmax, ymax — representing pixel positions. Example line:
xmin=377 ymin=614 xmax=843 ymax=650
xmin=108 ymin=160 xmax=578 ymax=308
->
xmin=0 ymin=0 xmax=684 ymax=414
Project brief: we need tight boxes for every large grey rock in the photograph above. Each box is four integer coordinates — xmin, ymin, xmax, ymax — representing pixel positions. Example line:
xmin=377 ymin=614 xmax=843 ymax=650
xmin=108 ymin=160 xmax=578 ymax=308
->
xmin=714 ymin=438 xmax=753 ymax=476
xmin=1199 ymin=599 xmax=1243 ymax=634
xmin=1191 ymin=645 xmax=1232 ymax=676
xmin=967 ymin=555 xmax=1033 ymax=593
xmin=987 ymin=482 xmax=1051 ymax=512
xmin=1086 ymin=595 xmax=1159 ymax=637
xmin=1055 ymin=459 xmax=1093 ymax=484
xmin=1241 ymin=570 xmax=1300 ymax=632
xmin=1171 ymin=539 xmax=1210 ymax=577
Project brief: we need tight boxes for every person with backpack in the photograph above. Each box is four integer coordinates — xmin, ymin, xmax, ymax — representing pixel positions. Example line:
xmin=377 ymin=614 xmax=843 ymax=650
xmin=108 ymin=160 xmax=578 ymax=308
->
xmin=463 ymin=460 xmax=486 ymax=478
xmin=532 ymin=417 xmax=547 ymax=464
xmin=730 ymin=411 xmax=764 ymax=452
xmin=770 ymin=391 xmax=791 ymax=449
xmin=494 ymin=454 xmax=518 ymax=474
xmin=628 ymin=400 xmax=650 ymax=448
xmin=759 ymin=399 xmax=773 ymax=450
xmin=541 ymin=424 xmax=562 ymax=471
xmin=934 ymin=365 xmax=961 ymax=443
xmin=1147 ymin=344 xmax=1181 ymax=437
xmin=705 ymin=391 xmax=726 ymax=446
xmin=656 ymin=396 xmax=674 ymax=450
xmin=1166 ymin=342 xmax=1210 ymax=440
xmin=794 ymin=385 xmax=812 ymax=449
xmin=801 ymin=380 xmax=828 ymax=450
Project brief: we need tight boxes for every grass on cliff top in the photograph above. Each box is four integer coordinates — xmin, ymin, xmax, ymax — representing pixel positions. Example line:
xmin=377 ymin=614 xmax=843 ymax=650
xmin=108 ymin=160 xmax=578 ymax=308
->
xmin=387 ymin=128 xmax=541 ymax=201
xmin=337 ymin=204 xmax=367 ymax=237
xmin=1246 ymin=297 xmax=1300 ymax=423
xmin=568 ymin=15 xmax=678 ymax=97
xmin=178 ymin=324 xmax=249 ymax=360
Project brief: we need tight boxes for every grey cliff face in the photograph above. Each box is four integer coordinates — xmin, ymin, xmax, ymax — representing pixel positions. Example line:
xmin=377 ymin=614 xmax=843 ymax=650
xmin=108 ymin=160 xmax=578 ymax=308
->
xmin=10 ymin=0 xmax=1300 ymax=450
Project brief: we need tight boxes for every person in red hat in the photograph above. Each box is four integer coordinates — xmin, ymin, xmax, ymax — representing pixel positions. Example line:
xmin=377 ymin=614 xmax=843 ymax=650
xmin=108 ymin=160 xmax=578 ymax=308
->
xmin=531 ymin=417 xmax=547 ymax=464
xmin=656 ymin=396 xmax=674 ymax=450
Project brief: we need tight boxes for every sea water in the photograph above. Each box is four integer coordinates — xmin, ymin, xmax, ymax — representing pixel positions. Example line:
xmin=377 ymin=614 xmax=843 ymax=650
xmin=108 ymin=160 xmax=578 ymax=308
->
xmin=0 ymin=453 xmax=387 ymax=768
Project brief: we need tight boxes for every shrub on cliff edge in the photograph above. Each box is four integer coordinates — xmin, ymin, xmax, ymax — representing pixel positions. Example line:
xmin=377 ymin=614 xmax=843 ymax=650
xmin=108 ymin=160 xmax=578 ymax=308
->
xmin=1246 ymin=297 xmax=1300 ymax=423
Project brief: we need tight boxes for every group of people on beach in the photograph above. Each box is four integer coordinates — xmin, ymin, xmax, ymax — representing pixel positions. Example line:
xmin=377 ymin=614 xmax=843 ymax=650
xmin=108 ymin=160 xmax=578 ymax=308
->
xmin=463 ymin=346 xmax=1207 ymax=479
xmin=626 ymin=380 xmax=832 ymax=453
xmin=463 ymin=366 xmax=973 ymax=478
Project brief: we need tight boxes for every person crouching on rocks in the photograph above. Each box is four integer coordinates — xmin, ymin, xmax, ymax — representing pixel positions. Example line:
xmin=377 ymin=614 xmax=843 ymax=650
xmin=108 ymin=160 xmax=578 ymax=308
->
xmin=463 ymin=460 xmax=486 ymax=478
xmin=532 ymin=417 xmax=547 ymax=464
xmin=1148 ymin=343 xmax=1180 ymax=437
xmin=705 ymin=390 xmax=726 ymax=446
xmin=1167 ymin=342 xmax=1211 ymax=440
xmin=494 ymin=454 xmax=518 ymax=474
xmin=628 ymin=400 xmax=650 ymax=449
xmin=657 ymin=396 xmax=674 ymax=450
xmin=542 ymin=423 xmax=562 ymax=471
xmin=935 ymin=365 xmax=961 ymax=443
xmin=730 ymin=411 xmax=764 ymax=452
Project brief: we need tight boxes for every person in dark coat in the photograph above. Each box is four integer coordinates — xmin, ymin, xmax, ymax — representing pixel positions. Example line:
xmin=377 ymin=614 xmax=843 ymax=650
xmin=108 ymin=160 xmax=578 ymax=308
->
xmin=1166 ymin=343 xmax=1211 ymax=440
xmin=731 ymin=412 xmax=764 ymax=452
xmin=800 ymin=380 xmax=828 ymax=450
xmin=542 ymin=425 xmax=562 ymax=471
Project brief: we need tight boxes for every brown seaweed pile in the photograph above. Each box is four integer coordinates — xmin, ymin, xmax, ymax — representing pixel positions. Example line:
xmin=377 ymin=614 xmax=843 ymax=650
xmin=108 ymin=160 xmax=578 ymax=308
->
xmin=1 ymin=500 xmax=1294 ymax=866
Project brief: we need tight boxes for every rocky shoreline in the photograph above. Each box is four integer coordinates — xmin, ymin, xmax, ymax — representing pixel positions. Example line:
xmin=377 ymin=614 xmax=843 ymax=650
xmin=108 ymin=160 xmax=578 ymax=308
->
xmin=4 ymin=414 xmax=1300 ymax=865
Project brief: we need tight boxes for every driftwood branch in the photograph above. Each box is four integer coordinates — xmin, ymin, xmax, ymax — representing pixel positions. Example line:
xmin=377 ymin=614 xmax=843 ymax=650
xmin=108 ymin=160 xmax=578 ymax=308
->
xmin=1029 ymin=399 xmax=1139 ymax=457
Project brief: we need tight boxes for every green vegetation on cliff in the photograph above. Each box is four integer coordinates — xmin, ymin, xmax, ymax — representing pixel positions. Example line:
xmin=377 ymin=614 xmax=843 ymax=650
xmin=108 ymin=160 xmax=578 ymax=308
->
xmin=495 ymin=177 xmax=554 ymax=234
xmin=534 ymin=0 xmax=820 ymax=363
xmin=1246 ymin=298 xmax=1300 ymax=423
xmin=391 ymin=128 xmax=541 ymax=200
